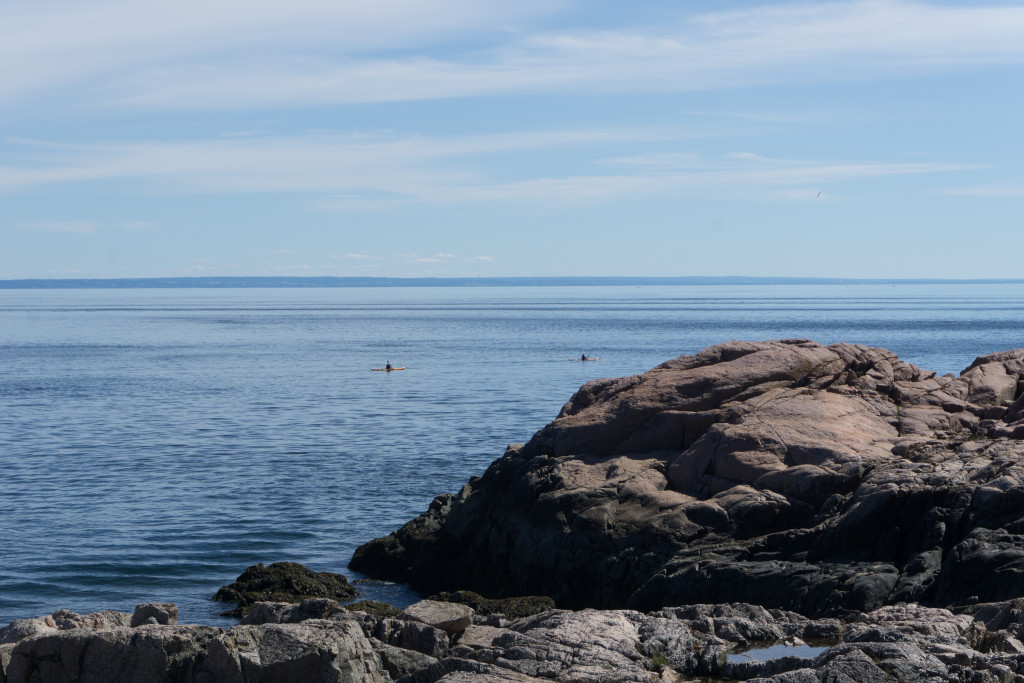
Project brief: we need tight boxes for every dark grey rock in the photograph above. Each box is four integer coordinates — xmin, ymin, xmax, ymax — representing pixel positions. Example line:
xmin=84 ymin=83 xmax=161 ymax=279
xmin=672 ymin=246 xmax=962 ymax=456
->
xmin=213 ymin=562 xmax=357 ymax=618
xmin=131 ymin=602 xmax=178 ymax=627
xmin=241 ymin=598 xmax=340 ymax=625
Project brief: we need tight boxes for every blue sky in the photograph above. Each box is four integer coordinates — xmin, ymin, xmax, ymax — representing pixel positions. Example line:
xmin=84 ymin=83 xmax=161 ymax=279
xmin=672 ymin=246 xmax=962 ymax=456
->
xmin=1 ymin=0 xmax=1022 ymax=279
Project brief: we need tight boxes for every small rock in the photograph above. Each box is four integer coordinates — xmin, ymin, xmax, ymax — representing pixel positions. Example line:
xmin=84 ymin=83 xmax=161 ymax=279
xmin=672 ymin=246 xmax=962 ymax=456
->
xmin=131 ymin=602 xmax=178 ymax=627
xmin=401 ymin=599 xmax=475 ymax=635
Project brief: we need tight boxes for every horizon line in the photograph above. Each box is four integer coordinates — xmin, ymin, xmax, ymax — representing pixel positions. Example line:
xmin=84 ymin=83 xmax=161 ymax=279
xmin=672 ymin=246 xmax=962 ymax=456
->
xmin=3 ymin=275 xmax=1024 ymax=289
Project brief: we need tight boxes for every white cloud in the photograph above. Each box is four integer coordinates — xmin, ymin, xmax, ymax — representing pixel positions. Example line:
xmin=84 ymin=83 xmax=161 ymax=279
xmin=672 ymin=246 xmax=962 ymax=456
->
xmin=1 ymin=130 xmax=983 ymax=204
xmin=3 ymin=1 xmax=1020 ymax=110
xmin=467 ymin=255 xmax=494 ymax=263
xmin=0 ymin=127 xmax=696 ymax=194
xmin=0 ymin=0 xmax=560 ymax=105
xmin=26 ymin=220 xmax=96 ymax=234
xmin=409 ymin=252 xmax=456 ymax=263
xmin=417 ymin=161 xmax=986 ymax=203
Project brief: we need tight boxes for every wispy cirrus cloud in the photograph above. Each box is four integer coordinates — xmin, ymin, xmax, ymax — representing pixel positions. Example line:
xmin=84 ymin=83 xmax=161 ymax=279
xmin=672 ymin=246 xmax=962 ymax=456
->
xmin=0 ymin=0 xmax=560 ymax=106
xmin=0 ymin=130 xmax=985 ymax=204
xmin=3 ymin=1 xmax=1021 ymax=111
xmin=944 ymin=182 xmax=1024 ymax=197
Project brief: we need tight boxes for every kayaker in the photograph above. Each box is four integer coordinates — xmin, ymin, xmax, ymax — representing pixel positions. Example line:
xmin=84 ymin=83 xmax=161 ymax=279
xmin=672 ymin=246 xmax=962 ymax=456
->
xmin=385 ymin=361 xmax=392 ymax=370
xmin=581 ymin=353 xmax=587 ymax=361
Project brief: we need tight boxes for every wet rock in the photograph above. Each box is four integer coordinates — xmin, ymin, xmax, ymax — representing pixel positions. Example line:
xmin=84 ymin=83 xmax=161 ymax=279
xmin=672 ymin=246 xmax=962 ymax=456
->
xmin=213 ymin=561 xmax=357 ymax=617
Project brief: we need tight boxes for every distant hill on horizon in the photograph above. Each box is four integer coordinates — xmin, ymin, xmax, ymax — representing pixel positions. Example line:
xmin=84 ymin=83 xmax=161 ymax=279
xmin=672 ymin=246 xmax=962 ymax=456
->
xmin=2 ymin=276 xmax=1024 ymax=289
xmin=2 ymin=276 xmax=1024 ymax=290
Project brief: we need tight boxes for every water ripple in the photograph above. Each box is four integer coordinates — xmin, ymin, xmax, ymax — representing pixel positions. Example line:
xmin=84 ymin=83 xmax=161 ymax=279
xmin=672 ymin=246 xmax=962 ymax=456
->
xmin=1 ymin=283 xmax=1023 ymax=624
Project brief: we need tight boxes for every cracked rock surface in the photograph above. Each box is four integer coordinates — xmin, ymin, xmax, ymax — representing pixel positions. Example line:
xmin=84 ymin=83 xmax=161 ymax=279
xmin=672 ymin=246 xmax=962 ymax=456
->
xmin=8 ymin=599 xmax=1024 ymax=682
xmin=350 ymin=340 xmax=1024 ymax=617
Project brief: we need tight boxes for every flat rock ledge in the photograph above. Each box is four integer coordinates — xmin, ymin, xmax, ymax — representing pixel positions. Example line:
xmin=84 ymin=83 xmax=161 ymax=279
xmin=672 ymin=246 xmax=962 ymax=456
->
xmin=350 ymin=340 xmax=1024 ymax=618
xmin=6 ymin=599 xmax=1024 ymax=682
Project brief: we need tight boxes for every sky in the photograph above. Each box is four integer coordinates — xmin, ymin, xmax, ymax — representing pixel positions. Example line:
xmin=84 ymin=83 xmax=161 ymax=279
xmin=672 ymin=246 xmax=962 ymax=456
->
xmin=1 ymin=0 xmax=1022 ymax=280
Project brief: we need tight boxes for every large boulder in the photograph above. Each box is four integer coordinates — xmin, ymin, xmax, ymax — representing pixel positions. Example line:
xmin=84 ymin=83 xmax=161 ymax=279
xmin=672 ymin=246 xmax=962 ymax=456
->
xmin=3 ymin=625 xmax=222 ymax=683
xmin=0 ymin=608 xmax=133 ymax=644
xmin=2 ymin=618 xmax=384 ymax=683
xmin=350 ymin=340 xmax=1024 ymax=618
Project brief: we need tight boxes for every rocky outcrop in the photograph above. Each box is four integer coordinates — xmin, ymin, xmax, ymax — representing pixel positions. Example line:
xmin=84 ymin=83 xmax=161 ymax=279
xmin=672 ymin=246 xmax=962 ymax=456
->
xmin=350 ymin=340 xmax=1024 ymax=618
xmin=213 ymin=561 xmax=358 ymax=617
xmin=9 ymin=599 xmax=1024 ymax=682
xmin=0 ymin=601 xmax=386 ymax=683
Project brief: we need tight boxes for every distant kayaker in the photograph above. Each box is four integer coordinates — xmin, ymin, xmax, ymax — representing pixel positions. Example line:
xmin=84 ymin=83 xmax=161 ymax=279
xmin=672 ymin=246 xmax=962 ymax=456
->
xmin=581 ymin=353 xmax=588 ymax=361
xmin=385 ymin=361 xmax=392 ymax=370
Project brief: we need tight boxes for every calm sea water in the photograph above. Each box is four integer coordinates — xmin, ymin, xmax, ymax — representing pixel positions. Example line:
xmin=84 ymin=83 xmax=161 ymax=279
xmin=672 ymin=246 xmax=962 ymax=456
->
xmin=2 ymin=284 xmax=1023 ymax=626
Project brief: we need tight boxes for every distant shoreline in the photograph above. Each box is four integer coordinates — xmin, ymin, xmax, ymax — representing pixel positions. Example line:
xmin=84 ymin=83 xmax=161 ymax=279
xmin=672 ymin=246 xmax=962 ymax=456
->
xmin=2 ymin=276 xmax=1024 ymax=289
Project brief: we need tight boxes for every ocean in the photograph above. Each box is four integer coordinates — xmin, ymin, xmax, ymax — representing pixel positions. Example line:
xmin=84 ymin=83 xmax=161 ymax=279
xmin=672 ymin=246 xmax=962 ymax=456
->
xmin=2 ymin=283 xmax=1023 ymax=626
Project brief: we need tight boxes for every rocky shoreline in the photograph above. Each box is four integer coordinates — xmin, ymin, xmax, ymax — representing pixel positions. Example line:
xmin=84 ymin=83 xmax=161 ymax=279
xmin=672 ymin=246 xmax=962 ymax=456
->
xmin=7 ymin=596 xmax=1024 ymax=681
xmin=6 ymin=340 xmax=1024 ymax=682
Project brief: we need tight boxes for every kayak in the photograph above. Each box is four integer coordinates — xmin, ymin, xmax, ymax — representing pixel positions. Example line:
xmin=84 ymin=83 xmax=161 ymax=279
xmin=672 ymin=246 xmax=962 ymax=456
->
xmin=568 ymin=358 xmax=601 ymax=361
xmin=372 ymin=367 xmax=406 ymax=371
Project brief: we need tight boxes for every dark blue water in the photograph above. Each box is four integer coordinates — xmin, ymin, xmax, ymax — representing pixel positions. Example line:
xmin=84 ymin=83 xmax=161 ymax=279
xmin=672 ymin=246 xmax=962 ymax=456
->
xmin=2 ymin=284 xmax=1023 ymax=626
